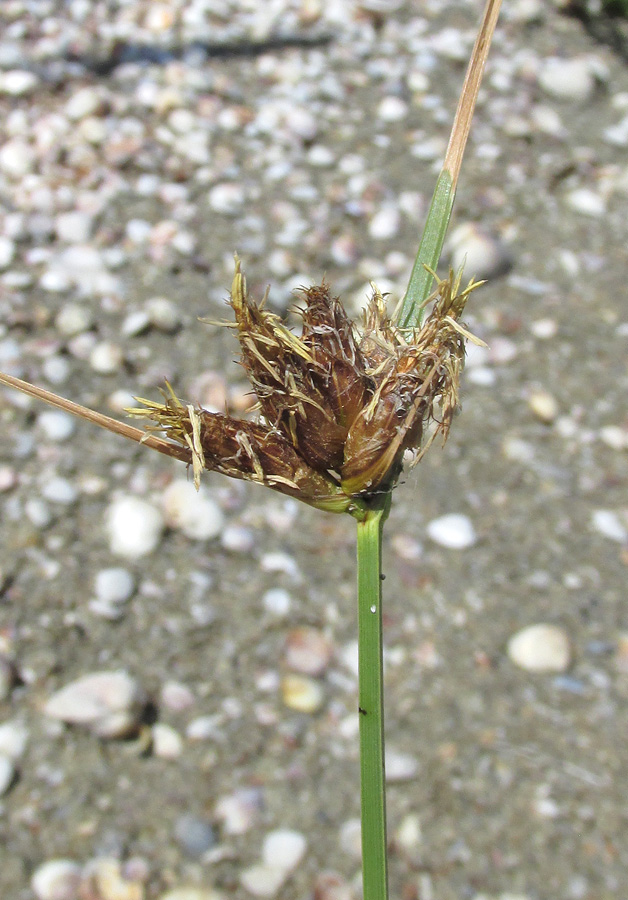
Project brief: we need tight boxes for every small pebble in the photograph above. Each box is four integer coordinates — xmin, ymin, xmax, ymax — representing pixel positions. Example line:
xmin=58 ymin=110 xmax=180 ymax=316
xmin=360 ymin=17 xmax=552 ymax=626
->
xmin=0 ymin=755 xmax=15 ymax=797
xmin=507 ymin=624 xmax=571 ymax=673
xmin=564 ymin=188 xmax=605 ymax=218
xmin=390 ymin=533 xmax=423 ymax=562
xmin=281 ymin=674 xmax=324 ymax=713
xmin=240 ymin=865 xmax=287 ymax=897
xmin=221 ymin=524 xmax=255 ymax=553
xmin=208 ymin=183 xmax=245 ymax=215
xmin=152 ymin=723 xmax=184 ymax=760
xmin=55 ymin=303 xmax=93 ymax=336
xmin=162 ymin=481 xmax=225 ymax=541
xmin=0 ymin=236 xmax=15 ymax=269
xmin=145 ymin=297 xmax=180 ymax=332
xmin=260 ymin=552 xmax=301 ymax=580
xmin=82 ymin=858 xmax=143 ymax=900
xmin=385 ymin=748 xmax=419 ymax=782
xmin=338 ymin=819 xmax=362 ymax=859
xmin=426 ymin=514 xmax=476 ymax=549
xmin=44 ymin=670 xmax=146 ymax=738
xmin=448 ymin=223 xmax=511 ymax=280
xmin=0 ymin=70 xmax=39 ymax=96
xmin=37 ymin=411 xmax=76 ymax=442
xmin=160 ymin=680 xmax=195 ymax=712
xmin=41 ymin=478 xmax=78 ymax=505
xmin=262 ymin=829 xmax=307 ymax=872
xmin=159 ymin=891 xmax=224 ymax=900
xmin=89 ymin=341 xmax=124 ymax=374
xmin=174 ymin=814 xmax=216 ymax=858
xmin=0 ymin=719 xmax=28 ymax=760
xmin=106 ymin=496 xmax=165 ymax=558
xmin=65 ymin=86 xmax=103 ymax=120
xmin=262 ymin=588 xmax=292 ymax=616
xmin=55 ymin=211 xmax=94 ymax=244
xmin=31 ymin=860 xmax=82 ymax=900
xmin=368 ymin=205 xmax=400 ymax=240
xmin=377 ymin=96 xmax=408 ymax=122
xmin=284 ymin=628 xmax=333 ymax=676
xmin=591 ymin=509 xmax=628 ymax=543
xmin=527 ymin=389 xmax=559 ymax=424
xmin=94 ymin=568 xmax=135 ymax=605
xmin=538 ymin=57 xmax=595 ymax=102
xmin=215 ymin=787 xmax=263 ymax=835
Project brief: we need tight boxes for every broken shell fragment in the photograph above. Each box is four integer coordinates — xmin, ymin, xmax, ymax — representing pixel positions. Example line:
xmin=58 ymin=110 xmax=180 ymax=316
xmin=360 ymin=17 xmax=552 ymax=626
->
xmin=43 ymin=670 xmax=146 ymax=738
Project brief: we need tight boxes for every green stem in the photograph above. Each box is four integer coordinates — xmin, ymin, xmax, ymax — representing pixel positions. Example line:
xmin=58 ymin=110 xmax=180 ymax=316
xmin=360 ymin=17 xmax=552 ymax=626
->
xmin=356 ymin=496 xmax=391 ymax=900
xmin=396 ymin=169 xmax=455 ymax=331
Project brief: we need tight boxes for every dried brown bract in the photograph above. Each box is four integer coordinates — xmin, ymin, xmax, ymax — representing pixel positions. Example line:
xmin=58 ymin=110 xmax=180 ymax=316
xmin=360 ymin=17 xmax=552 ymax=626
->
xmin=130 ymin=259 xmax=482 ymax=517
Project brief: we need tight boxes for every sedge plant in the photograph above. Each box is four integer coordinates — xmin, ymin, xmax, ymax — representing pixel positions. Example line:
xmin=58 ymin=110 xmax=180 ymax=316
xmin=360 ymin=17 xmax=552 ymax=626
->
xmin=0 ymin=1 xmax=501 ymax=897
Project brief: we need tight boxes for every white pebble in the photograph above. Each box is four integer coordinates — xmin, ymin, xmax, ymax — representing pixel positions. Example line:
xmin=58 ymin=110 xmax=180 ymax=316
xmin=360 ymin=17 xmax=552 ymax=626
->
xmin=530 ymin=318 xmax=557 ymax=340
xmin=160 ymin=680 xmax=195 ymax=712
xmin=307 ymin=144 xmax=335 ymax=167
xmin=591 ymin=509 xmax=628 ymax=543
xmin=44 ymin=670 xmax=146 ymax=738
xmin=121 ymin=310 xmax=151 ymax=337
xmin=221 ymin=524 xmax=255 ymax=553
xmin=281 ymin=674 xmax=324 ymax=713
xmin=208 ymin=183 xmax=245 ymax=215
xmin=260 ymin=552 xmax=301 ymax=580
xmin=145 ymin=297 xmax=180 ymax=332
xmin=0 ymin=70 xmax=39 ymax=95
xmin=377 ymin=96 xmax=408 ymax=122
xmin=126 ymin=219 xmax=152 ymax=243
xmin=160 ymin=891 xmax=224 ymax=900
xmin=0 ymin=139 xmax=35 ymax=178
xmin=162 ymin=481 xmax=225 ymax=541
xmin=152 ymin=723 xmax=183 ymax=760
xmin=527 ymin=389 xmax=559 ymax=424
xmin=599 ymin=425 xmax=628 ymax=451
xmin=0 ymin=236 xmax=15 ymax=269
xmin=369 ymin=205 xmax=401 ymax=240
xmin=55 ymin=303 xmax=93 ymax=335
xmin=38 ymin=411 xmax=76 ymax=442
xmin=0 ymin=719 xmax=28 ymax=760
xmin=31 ymin=859 xmax=82 ymax=900
xmin=284 ymin=627 xmax=333 ymax=676
xmin=89 ymin=341 xmax=123 ymax=374
xmin=0 ymin=755 xmax=15 ymax=797
xmin=65 ymin=86 xmax=102 ymax=120
xmin=385 ymin=748 xmax=419 ymax=782
xmin=262 ymin=829 xmax=307 ymax=872
xmin=41 ymin=478 xmax=78 ymax=505
xmin=564 ymin=188 xmax=605 ymax=218
xmin=538 ymin=57 xmax=595 ymax=102
xmin=448 ymin=223 xmax=510 ymax=280
xmin=55 ymin=211 xmax=94 ymax=244
xmin=240 ymin=864 xmax=287 ymax=897
xmin=215 ymin=788 xmax=262 ymax=835
xmin=106 ymin=496 xmax=165 ymax=558
xmin=262 ymin=588 xmax=292 ymax=616
xmin=426 ymin=513 xmax=476 ymax=549
xmin=507 ymin=624 xmax=571 ymax=673
xmin=339 ymin=818 xmax=362 ymax=859
xmin=94 ymin=568 xmax=135 ymax=605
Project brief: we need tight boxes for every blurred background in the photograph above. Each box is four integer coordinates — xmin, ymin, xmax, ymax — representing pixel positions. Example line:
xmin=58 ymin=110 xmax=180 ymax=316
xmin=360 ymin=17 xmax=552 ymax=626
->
xmin=1 ymin=1 xmax=628 ymax=898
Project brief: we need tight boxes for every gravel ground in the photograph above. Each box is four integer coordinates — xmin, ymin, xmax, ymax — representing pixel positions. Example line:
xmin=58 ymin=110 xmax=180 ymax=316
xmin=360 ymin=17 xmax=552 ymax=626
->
xmin=1 ymin=2 xmax=628 ymax=899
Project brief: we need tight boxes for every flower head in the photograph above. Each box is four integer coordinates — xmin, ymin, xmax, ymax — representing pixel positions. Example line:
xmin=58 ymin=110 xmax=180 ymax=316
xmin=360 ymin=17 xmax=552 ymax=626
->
xmin=130 ymin=258 xmax=482 ymax=517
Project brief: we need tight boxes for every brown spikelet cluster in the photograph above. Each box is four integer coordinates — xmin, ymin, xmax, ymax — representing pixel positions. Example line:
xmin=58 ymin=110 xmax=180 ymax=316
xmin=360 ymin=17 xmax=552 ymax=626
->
xmin=129 ymin=259 xmax=482 ymax=516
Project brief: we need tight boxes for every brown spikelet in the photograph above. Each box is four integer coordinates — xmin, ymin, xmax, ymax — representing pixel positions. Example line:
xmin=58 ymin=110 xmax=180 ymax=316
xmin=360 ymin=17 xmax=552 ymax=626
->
xmin=341 ymin=269 xmax=483 ymax=496
xmin=129 ymin=260 xmax=482 ymax=514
